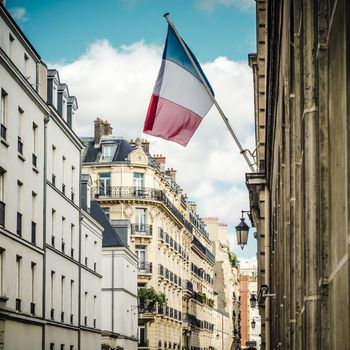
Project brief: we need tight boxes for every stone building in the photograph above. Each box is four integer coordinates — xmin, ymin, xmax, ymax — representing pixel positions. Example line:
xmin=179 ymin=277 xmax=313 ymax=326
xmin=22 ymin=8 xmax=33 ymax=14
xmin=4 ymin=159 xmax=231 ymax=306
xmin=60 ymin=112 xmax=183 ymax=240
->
xmin=81 ymin=119 xmax=219 ymax=350
xmin=0 ymin=3 xmax=103 ymax=349
xmin=203 ymin=217 xmax=241 ymax=350
xmin=247 ymin=0 xmax=350 ymax=349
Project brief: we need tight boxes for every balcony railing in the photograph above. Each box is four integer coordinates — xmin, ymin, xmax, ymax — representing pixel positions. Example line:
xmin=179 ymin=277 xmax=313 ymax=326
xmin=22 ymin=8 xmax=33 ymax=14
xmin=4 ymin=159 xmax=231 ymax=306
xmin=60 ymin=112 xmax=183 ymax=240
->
xmin=32 ymin=153 xmax=37 ymax=167
xmin=18 ymin=137 xmax=23 ymax=154
xmin=182 ymin=279 xmax=193 ymax=292
xmin=31 ymin=221 xmax=36 ymax=244
xmin=0 ymin=201 xmax=4 ymax=226
xmin=138 ymin=261 xmax=152 ymax=273
xmin=192 ymin=236 xmax=215 ymax=264
xmin=91 ymin=186 xmax=193 ymax=233
xmin=0 ymin=123 xmax=7 ymax=140
xmin=17 ymin=212 xmax=22 ymax=235
xmin=131 ymin=223 xmax=152 ymax=236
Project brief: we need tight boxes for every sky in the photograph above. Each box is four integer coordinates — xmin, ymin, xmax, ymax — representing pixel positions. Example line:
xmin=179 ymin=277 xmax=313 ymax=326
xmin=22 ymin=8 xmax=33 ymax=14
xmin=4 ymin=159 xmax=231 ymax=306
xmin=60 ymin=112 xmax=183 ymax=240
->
xmin=6 ymin=0 xmax=258 ymax=260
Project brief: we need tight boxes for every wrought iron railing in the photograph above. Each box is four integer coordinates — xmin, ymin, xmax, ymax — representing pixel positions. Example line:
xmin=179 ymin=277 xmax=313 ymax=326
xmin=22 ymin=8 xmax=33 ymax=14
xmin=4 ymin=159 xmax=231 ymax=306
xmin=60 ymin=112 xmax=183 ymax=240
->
xmin=131 ymin=223 xmax=152 ymax=236
xmin=192 ymin=236 xmax=215 ymax=263
xmin=91 ymin=186 xmax=193 ymax=233
xmin=138 ymin=261 xmax=152 ymax=273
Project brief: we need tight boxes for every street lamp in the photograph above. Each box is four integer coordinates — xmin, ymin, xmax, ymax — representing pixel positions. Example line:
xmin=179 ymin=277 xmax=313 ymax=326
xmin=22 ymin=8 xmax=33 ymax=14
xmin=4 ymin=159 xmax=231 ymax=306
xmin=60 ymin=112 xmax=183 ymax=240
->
xmin=250 ymin=294 xmax=257 ymax=308
xmin=235 ymin=210 xmax=250 ymax=249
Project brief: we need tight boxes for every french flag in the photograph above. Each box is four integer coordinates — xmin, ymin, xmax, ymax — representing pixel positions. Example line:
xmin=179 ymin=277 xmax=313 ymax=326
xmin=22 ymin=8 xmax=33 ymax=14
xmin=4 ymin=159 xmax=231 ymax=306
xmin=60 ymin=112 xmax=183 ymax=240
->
xmin=143 ymin=25 xmax=214 ymax=146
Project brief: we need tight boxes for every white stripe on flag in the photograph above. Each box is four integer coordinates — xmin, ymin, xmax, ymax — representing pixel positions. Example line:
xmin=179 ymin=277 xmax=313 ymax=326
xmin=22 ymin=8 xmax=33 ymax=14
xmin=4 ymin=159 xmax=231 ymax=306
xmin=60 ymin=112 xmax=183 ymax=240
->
xmin=157 ymin=60 xmax=213 ymax=118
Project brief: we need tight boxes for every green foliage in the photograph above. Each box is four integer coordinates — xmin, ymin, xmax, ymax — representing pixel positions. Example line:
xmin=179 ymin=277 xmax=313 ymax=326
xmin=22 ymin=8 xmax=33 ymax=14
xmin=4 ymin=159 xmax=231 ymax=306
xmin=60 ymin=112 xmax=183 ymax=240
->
xmin=198 ymin=292 xmax=207 ymax=303
xmin=228 ymin=252 xmax=238 ymax=267
xmin=208 ymin=298 xmax=215 ymax=308
xmin=138 ymin=287 xmax=167 ymax=307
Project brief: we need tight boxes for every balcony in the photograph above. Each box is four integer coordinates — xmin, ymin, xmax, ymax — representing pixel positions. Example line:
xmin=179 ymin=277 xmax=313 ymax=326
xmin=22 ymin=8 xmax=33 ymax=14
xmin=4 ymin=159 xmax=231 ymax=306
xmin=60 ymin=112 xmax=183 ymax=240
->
xmin=91 ymin=186 xmax=193 ymax=233
xmin=32 ymin=153 xmax=37 ymax=167
xmin=131 ymin=223 xmax=152 ymax=236
xmin=31 ymin=221 xmax=36 ymax=244
xmin=0 ymin=201 xmax=4 ymax=226
xmin=18 ymin=137 xmax=23 ymax=155
xmin=0 ymin=123 xmax=7 ymax=140
xmin=30 ymin=302 xmax=35 ymax=315
xmin=182 ymin=280 xmax=193 ymax=292
xmin=17 ymin=212 xmax=22 ymax=235
xmin=138 ymin=261 xmax=152 ymax=274
xmin=192 ymin=236 xmax=215 ymax=264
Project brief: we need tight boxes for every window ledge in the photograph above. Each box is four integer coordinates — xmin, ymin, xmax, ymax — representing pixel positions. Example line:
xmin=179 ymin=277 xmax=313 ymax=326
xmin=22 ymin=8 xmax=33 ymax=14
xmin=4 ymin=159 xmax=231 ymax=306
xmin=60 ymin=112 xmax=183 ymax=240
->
xmin=18 ymin=153 xmax=25 ymax=162
xmin=0 ymin=295 xmax=9 ymax=302
xmin=1 ymin=138 xmax=9 ymax=147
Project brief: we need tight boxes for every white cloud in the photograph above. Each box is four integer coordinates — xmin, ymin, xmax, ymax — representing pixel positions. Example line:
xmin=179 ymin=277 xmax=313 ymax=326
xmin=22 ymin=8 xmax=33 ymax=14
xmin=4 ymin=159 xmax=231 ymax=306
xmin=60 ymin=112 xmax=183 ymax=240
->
xmin=54 ymin=39 xmax=255 ymax=257
xmin=239 ymin=257 xmax=257 ymax=269
xmin=8 ymin=7 xmax=28 ymax=22
xmin=195 ymin=0 xmax=253 ymax=12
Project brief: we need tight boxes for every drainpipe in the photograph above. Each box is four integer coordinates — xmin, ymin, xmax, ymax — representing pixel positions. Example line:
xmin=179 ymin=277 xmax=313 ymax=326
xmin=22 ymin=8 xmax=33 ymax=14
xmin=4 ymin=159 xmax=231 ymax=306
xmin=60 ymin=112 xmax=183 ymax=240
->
xmin=42 ymin=114 xmax=50 ymax=350
xmin=264 ymin=188 xmax=270 ymax=350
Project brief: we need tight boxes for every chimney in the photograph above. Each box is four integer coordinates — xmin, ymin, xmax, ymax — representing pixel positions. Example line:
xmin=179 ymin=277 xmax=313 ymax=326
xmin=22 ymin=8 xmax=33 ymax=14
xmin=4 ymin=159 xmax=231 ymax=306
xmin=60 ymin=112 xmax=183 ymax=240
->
xmin=94 ymin=118 xmax=113 ymax=146
xmin=141 ymin=139 xmax=150 ymax=153
xmin=153 ymin=154 xmax=166 ymax=172
xmin=188 ymin=201 xmax=197 ymax=213
xmin=165 ymin=168 xmax=177 ymax=181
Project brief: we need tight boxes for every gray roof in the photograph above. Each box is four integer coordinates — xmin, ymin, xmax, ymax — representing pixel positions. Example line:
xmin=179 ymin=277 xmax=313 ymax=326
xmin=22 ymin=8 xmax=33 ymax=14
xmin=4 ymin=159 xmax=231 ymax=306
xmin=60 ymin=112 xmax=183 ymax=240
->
xmin=90 ymin=200 xmax=126 ymax=247
xmin=82 ymin=138 xmax=134 ymax=163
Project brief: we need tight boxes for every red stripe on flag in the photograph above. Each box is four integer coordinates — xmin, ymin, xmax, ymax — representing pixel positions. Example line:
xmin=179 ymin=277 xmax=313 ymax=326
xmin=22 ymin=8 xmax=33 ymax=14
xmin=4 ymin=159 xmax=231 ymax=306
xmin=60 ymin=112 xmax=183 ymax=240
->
xmin=143 ymin=94 xmax=159 ymax=132
xmin=143 ymin=97 xmax=202 ymax=147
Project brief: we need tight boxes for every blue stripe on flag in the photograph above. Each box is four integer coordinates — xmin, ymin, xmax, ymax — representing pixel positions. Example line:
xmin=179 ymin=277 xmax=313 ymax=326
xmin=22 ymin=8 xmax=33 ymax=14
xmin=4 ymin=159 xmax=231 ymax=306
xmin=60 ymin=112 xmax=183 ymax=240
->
xmin=162 ymin=25 xmax=215 ymax=96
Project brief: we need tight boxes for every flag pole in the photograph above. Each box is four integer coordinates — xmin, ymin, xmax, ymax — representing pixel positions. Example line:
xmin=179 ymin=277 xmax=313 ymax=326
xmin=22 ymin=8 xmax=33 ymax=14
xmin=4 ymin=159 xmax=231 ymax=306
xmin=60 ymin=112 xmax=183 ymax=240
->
xmin=163 ymin=13 xmax=256 ymax=173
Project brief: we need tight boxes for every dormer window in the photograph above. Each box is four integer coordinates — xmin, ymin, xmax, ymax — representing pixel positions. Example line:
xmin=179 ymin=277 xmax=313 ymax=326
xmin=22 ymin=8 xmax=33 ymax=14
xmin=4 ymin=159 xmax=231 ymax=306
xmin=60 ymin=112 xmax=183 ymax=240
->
xmin=101 ymin=145 xmax=114 ymax=161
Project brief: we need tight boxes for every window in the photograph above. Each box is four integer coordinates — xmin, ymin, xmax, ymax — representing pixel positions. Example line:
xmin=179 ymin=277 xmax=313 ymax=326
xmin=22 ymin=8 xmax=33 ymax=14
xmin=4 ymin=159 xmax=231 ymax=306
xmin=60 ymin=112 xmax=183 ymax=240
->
xmin=9 ymin=33 xmax=14 ymax=59
xmin=16 ymin=255 xmax=21 ymax=303
xmin=50 ymin=343 xmax=55 ymax=350
xmin=70 ymin=280 xmax=74 ymax=323
xmin=0 ymin=169 xmax=4 ymax=226
xmin=138 ymin=325 xmax=146 ymax=346
xmin=0 ymin=248 xmax=4 ymax=295
xmin=18 ymin=107 xmax=24 ymax=155
xmin=93 ymin=241 xmax=97 ymax=271
xmin=52 ymin=145 xmax=56 ymax=184
xmin=1 ymin=89 xmax=7 ymax=140
xmin=133 ymin=173 xmax=144 ymax=188
xmin=62 ymin=156 xmax=66 ymax=194
xmin=101 ymin=145 xmax=113 ymax=161
xmin=32 ymin=123 xmax=37 ymax=167
xmin=71 ymin=166 xmax=75 ymax=201
xmin=135 ymin=246 xmax=146 ymax=271
xmin=93 ymin=295 xmax=96 ymax=328
xmin=135 ymin=208 xmax=146 ymax=232
xmin=70 ymin=224 xmax=75 ymax=258
xmin=84 ymin=292 xmax=88 ymax=325
xmin=51 ymin=209 xmax=56 ymax=246
xmin=61 ymin=217 xmax=65 ymax=253
xmin=98 ymin=173 xmax=111 ymax=196
xmin=31 ymin=262 xmax=36 ymax=313
xmin=24 ymin=53 xmax=29 ymax=78
xmin=51 ymin=271 xmax=55 ymax=317
xmin=61 ymin=276 xmax=65 ymax=322
xmin=84 ymin=234 xmax=88 ymax=266
xmin=102 ymin=207 xmax=110 ymax=220
xmin=17 ymin=181 xmax=23 ymax=235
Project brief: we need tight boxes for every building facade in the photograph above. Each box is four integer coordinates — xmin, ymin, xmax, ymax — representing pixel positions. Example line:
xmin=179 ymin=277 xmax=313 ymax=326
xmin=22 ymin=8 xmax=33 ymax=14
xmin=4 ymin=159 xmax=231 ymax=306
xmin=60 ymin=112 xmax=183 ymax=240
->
xmin=203 ymin=217 xmax=241 ymax=350
xmin=0 ymin=4 xmax=103 ymax=349
xmin=82 ymin=119 xmax=222 ymax=350
xmin=247 ymin=1 xmax=350 ymax=349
